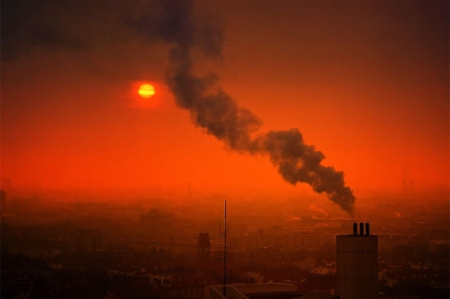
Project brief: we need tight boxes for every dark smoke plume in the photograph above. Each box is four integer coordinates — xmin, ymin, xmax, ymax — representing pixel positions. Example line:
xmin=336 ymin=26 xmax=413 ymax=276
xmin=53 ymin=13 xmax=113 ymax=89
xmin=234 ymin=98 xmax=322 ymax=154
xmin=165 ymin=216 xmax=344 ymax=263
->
xmin=134 ymin=0 xmax=355 ymax=213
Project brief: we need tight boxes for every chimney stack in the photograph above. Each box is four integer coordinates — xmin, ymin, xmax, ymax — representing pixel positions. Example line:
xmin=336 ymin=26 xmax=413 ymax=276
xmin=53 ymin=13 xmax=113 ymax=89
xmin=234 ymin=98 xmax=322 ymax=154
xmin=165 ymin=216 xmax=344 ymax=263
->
xmin=337 ymin=223 xmax=378 ymax=299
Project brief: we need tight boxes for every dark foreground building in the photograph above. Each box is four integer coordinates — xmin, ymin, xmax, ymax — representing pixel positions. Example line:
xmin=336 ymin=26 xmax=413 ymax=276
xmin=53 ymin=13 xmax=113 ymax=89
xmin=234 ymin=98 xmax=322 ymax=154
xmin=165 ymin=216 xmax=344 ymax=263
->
xmin=336 ymin=223 xmax=378 ymax=299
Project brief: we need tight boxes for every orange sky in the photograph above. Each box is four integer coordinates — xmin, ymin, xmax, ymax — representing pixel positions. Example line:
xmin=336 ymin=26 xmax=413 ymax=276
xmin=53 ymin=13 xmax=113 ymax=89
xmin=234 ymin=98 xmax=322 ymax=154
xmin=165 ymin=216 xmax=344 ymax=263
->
xmin=1 ymin=0 xmax=448 ymax=207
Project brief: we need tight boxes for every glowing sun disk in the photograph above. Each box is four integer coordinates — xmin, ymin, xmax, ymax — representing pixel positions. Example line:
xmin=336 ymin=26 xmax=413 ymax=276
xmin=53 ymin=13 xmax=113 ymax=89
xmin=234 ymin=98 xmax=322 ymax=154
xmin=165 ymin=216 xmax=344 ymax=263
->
xmin=138 ymin=84 xmax=155 ymax=98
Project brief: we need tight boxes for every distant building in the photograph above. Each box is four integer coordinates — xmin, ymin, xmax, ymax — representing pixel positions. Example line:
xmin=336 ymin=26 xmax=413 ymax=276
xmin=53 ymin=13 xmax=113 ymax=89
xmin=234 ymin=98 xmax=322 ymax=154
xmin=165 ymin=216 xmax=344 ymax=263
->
xmin=336 ymin=223 xmax=378 ymax=299
xmin=130 ymin=241 xmax=161 ymax=253
xmin=0 ymin=189 xmax=8 ymax=214
xmin=70 ymin=229 xmax=103 ymax=253
xmin=198 ymin=232 xmax=211 ymax=259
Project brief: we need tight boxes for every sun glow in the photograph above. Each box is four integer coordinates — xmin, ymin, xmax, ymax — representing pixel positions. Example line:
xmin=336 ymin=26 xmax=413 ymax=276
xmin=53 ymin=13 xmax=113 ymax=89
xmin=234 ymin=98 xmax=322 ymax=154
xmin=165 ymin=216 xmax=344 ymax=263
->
xmin=138 ymin=83 xmax=155 ymax=98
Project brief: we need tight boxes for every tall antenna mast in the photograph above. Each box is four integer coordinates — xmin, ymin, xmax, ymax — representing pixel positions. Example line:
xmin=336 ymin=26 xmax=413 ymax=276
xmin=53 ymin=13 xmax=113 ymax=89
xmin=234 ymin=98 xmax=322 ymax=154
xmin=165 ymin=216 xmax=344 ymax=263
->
xmin=219 ymin=200 xmax=231 ymax=296
xmin=224 ymin=200 xmax=227 ymax=296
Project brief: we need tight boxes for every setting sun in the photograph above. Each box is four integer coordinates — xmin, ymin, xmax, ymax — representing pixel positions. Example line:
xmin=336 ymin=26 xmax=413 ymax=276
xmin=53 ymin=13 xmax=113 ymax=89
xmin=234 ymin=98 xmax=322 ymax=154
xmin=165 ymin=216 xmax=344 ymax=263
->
xmin=138 ymin=83 xmax=155 ymax=98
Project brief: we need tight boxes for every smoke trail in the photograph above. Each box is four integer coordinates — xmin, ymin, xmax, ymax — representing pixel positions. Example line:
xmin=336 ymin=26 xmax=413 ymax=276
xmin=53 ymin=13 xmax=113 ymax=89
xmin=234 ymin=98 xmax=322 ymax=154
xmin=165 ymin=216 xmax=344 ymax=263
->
xmin=134 ymin=0 xmax=355 ymax=213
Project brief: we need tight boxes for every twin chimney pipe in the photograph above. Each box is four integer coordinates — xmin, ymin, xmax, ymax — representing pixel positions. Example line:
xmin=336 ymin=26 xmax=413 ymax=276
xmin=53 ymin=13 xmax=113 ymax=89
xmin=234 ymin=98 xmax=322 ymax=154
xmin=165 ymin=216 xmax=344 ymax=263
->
xmin=353 ymin=222 xmax=370 ymax=236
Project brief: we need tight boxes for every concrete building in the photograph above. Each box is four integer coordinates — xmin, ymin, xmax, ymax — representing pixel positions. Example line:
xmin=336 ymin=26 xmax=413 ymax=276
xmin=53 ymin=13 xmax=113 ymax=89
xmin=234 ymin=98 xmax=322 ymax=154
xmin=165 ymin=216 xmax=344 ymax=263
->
xmin=336 ymin=223 xmax=378 ymax=299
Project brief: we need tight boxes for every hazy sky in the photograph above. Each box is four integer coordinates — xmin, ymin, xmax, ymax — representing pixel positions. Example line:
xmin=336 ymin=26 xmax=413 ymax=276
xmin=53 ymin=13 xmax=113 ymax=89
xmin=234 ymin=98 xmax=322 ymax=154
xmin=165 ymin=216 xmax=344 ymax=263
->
xmin=1 ymin=0 xmax=448 ymax=207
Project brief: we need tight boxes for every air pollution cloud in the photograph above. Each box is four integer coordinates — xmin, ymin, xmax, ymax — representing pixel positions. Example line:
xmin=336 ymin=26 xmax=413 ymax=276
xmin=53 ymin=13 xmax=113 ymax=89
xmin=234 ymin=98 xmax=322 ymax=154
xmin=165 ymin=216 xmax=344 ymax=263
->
xmin=134 ymin=0 xmax=355 ymax=213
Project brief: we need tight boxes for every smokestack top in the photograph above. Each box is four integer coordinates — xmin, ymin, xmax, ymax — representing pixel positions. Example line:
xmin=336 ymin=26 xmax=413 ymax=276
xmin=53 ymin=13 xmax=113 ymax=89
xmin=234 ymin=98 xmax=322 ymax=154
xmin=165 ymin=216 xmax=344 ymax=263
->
xmin=352 ymin=222 xmax=371 ymax=236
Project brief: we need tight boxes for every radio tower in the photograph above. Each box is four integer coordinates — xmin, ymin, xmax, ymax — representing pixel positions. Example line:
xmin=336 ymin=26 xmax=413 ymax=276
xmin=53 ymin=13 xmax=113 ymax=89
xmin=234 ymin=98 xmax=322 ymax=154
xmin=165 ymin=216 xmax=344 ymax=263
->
xmin=219 ymin=200 xmax=231 ymax=296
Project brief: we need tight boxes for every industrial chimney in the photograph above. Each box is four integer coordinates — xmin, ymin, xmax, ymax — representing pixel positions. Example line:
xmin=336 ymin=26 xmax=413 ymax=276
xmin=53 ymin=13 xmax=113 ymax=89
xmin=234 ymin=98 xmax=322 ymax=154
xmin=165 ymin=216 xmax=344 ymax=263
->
xmin=336 ymin=223 xmax=378 ymax=299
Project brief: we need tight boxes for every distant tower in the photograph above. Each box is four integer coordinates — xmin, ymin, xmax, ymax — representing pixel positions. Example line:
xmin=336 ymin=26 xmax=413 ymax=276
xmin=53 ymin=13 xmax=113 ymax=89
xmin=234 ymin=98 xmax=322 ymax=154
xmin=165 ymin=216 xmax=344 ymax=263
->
xmin=336 ymin=223 xmax=378 ymax=299
xmin=198 ymin=232 xmax=211 ymax=259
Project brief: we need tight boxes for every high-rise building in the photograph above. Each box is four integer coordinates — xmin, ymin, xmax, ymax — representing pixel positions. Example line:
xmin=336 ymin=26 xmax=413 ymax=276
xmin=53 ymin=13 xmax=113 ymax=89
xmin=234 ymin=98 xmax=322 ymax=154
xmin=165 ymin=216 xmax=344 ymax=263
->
xmin=198 ymin=232 xmax=211 ymax=259
xmin=336 ymin=223 xmax=378 ymax=299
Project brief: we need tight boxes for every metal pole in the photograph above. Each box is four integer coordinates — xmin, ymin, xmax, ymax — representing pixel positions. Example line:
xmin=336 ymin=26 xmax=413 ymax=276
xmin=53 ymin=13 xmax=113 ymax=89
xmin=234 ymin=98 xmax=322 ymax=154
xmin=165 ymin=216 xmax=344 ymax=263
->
xmin=224 ymin=200 xmax=227 ymax=297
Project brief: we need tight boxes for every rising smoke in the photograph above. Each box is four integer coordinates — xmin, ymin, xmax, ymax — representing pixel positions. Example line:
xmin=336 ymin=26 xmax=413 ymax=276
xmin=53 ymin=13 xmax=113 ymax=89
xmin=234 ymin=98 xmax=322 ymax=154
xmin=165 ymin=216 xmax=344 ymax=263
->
xmin=133 ymin=0 xmax=355 ymax=213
